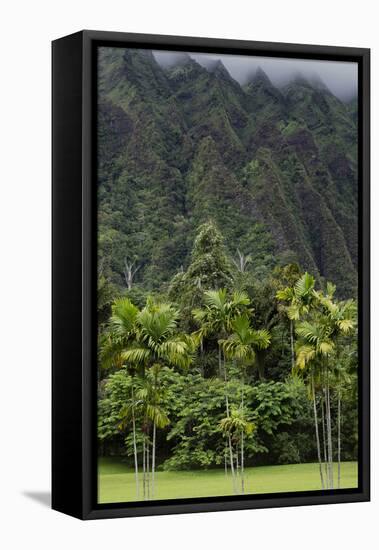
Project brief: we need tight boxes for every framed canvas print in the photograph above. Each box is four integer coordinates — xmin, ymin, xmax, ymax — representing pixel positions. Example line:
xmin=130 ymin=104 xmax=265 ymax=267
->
xmin=52 ymin=30 xmax=370 ymax=520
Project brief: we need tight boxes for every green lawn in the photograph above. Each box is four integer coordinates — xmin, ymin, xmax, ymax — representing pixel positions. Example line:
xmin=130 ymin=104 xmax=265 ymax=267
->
xmin=98 ymin=458 xmax=358 ymax=503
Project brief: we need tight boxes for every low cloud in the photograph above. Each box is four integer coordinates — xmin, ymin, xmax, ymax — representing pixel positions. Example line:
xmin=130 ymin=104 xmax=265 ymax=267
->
xmin=153 ymin=50 xmax=358 ymax=102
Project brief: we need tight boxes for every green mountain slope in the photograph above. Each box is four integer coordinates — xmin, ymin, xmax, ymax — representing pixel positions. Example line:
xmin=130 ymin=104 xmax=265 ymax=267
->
xmin=97 ymin=48 xmax=358 ymax=297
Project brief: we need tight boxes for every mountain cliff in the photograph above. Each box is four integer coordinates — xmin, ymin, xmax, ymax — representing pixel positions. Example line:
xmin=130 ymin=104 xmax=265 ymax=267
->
xmin=97 ymin=47 xmax=358 ymax=297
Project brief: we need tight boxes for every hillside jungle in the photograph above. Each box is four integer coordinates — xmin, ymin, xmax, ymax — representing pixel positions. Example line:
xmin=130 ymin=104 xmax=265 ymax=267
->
xmin=97 ymin=48 xmax=358 ymax=500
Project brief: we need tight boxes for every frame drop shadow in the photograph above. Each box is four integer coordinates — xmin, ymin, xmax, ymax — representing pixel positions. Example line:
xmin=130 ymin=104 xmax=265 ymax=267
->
xmin=22 ymin=491 xmax=51 ymax=507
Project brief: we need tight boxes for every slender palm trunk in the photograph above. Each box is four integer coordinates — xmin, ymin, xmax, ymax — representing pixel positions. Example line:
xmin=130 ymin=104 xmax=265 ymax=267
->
xmin=223 ymin=350 xmax=230 ymax=418
xmin=200 ymin=340 xmax=204 ymax=377
xmin=223 ymin=348 xmax=236 ymax=493
xmin=311 ymin=372 xmax=325 ymax=489
xmin=152 ymin=421 xmax=156 ymax=498
xmin=146 ymin=431 xmax=150 ymax=500
xmin=225 ymin=394 xmax=230 ymax=418
xmin=142 ymin=437 xmax=146 ymax=500
xmin=223 ymin=348 xmax=233 ymax=479
xmin=228 ymin=433 xmax=237 ymax=494
xmin=224 ymin=446 xmax=228 ymax=476
xmin=240 ymin=385 xmax=245 ymax=494
xmin=241 ymin=430 xmax=245 ymax=494
xmin=325 ymin=368 xmax=334 ymax=489
xmin=219 ymin=344 xmax=233 ymax=487
xmin=131 ymin=385 xmax=139 ymax=499
xmin=337 ymin=390 xmax=341 ymax=489
xmin=321 ymin=395 xmax=328 ymax=488
xmin=290 ymin=320 xmax=295 ymax=371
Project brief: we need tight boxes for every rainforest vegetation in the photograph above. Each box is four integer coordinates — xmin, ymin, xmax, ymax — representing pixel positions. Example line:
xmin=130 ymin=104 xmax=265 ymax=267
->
xmin=98 ymin=222 xmax=358 ymax=501
xmin=97 ymin=48 xmax=358 ymax=502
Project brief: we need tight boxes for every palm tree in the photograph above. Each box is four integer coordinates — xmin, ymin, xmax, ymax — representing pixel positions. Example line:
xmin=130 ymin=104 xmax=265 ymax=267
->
xmin=221 ymin=314 xmax=271 ymax=368
xmin=296 ymin=319 xmax=333 ymax=488
xmin=276 ymin=272 xmax=317 ymax=371
xmin=130 ymin=369 xmax=170 ymax=499
xmin=99 ymin=297 xmax=140 ymax=373
xmin=193 ymin=290 xmax=250 ymax=480
xmin=219 ymin=407 xmax=255 ymax=494
xmin=100 ymin=297 xmax=140 ymax=495
xmin=119 ymin=384 xmax=141 ymax=499
xmin=220 ymin=314 xmax=270 ymax=492
xmin=277 ymin=273 xmax=328 ymax=488
xmin=122 ymin=300 xmax=194 ymax=499
xmin=317 ymin=288 xmax=356 ymax=488
xmin=124 ymin=300 xmax=193 ymax=367
xmin=295 ymin=286 xmax=356 ymax=489
xmin=193 ymin=289 xmax=250 ymax=377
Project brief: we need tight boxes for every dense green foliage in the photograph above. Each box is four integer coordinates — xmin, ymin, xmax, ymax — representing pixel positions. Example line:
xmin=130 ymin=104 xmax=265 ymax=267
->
xmin=97 ymin=49 xmax=358 ymax=501
xmin=98 ymin=48 xmax=357 ymax=298
xmin=98 ymin=222 xmax=358 ymax=500
xmin=99 ymin=368 xmax=316 ymax=470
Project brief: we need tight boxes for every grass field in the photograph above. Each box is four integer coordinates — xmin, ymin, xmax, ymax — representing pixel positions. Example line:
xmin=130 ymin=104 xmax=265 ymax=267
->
xmin=98 ymin=458 xmax=358 ymax=503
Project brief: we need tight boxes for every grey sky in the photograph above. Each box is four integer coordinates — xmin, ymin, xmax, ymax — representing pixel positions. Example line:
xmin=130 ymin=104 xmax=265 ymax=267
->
xmin=153 ymin=50 xmax=358 ymax=102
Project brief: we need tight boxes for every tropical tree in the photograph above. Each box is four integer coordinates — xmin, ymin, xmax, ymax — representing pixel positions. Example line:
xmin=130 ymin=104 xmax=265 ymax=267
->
xmin=99 ymin=297 xmax=140 ymax=371
xmin=232 ymin=249 xmax=252 ymax=273
xmin=123 ymin=300 xmax=194 ymax=375
xmin=123 ymin=256 xmax=141 ymax=290
xmin=121 ymin=368 xmax=170 ymax=499
xmin=316 ymin=286 xmax=356 ymax=488
xmin=295 ymin=283 xmax=356 ymax=489
xmin=219 ymin=407 xmax=255 ymax=494
xmin=118 ymin=383 xmax=141 ymax=499
xmin=193 ymin=290 xmax=251 ymax=486
xmin=100 ymin=297 xmax=140 ymax=493
xmin=193 ymin=289 xmax=251 ymax=378
xmin=221 ymin=314 xmax=271 ymax=372
xmin=121 ymin=299 xmax=195 ymax=499
xmin=276 ymin=273 xmax=326 ymax=487
xmin=168 ymin=221 xmax=234 ymax=323
xmin=276 ymin=272 xmax=317 ymax=370
xmin=220 ymin=314 xmax=270 ymax=491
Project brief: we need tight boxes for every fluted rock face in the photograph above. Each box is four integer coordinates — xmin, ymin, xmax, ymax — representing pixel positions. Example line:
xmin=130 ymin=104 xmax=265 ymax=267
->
xmin=97 ymin=48 xmax=358 ymax=297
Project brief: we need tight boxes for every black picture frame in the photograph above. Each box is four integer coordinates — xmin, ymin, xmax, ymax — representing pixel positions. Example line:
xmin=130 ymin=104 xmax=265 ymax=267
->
xmin=52 ymin=30 xmax=370 ymax=520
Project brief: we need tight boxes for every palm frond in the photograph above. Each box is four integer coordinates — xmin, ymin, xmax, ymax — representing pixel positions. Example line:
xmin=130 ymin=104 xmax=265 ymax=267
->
xmin=203 ymin=288 xmax=228 ymax=310
xmin=251 ymin=329 xmax=271 ymax=350
xmin=319 ymin=341 xmax=334 ymax=355
xmin=122 ymin=346 xmax=151 ymax=365
xmin=295 ymin=344 xmax=315 ymax=370
xmin=294 ymin=272 xmax=315 ymax=298
xmin=276 ymin=287 xmax=294 ymax=302
xmin=138 ymin=304 xmax=179 ymax=343
xmin=110 ymin=297 xmax=139 ymax=336
xmin=231 ymin=290 xmax=250 ymax=308
xmin=326 ymin=281 xmax=336 ymax=298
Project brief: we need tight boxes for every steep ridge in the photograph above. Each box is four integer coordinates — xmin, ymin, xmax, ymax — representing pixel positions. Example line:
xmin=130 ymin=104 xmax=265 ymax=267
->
xmin=97 ymin=48 xmax=358 ymax=297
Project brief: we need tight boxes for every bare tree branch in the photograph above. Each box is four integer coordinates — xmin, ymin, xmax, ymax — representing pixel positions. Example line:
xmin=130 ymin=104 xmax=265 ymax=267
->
xmin=124 ymin=256 xmax=141 ymax=289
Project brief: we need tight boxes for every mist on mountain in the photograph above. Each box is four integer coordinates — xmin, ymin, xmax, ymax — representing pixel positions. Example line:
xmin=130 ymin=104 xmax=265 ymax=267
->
xmin=97 ymin=47 xmax=358 ymax=298
xmin=153 ymin=50 xmax=358 ymax=102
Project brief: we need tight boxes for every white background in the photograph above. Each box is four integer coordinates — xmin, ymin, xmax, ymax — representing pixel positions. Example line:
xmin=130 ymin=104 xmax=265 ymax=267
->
xmin=0 ymin=1 xmax=376 ymax=548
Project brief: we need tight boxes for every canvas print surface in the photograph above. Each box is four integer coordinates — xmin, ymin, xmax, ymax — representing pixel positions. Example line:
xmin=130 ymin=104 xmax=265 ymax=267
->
xmin=96 ymin=46 xmax=359 ymax=504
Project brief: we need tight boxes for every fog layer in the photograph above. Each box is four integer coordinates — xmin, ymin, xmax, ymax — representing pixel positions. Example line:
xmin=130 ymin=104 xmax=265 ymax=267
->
xmin=153 ymin=50 xmax=358 ymax=102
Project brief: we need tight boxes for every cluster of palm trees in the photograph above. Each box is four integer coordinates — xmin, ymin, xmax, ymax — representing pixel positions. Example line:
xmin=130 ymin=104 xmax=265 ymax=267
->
xmin=193 ymin=290 xmax=270 ymax=494
xmin=101 ymin=298 xmax=193 ymax=500
xmin=100 ymin=289 xmax=270 ymax=499
xmin=100 ymin=272 xmax=356 ymax=500
xmin=277 ymin=273 xmax=356 ymax=489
